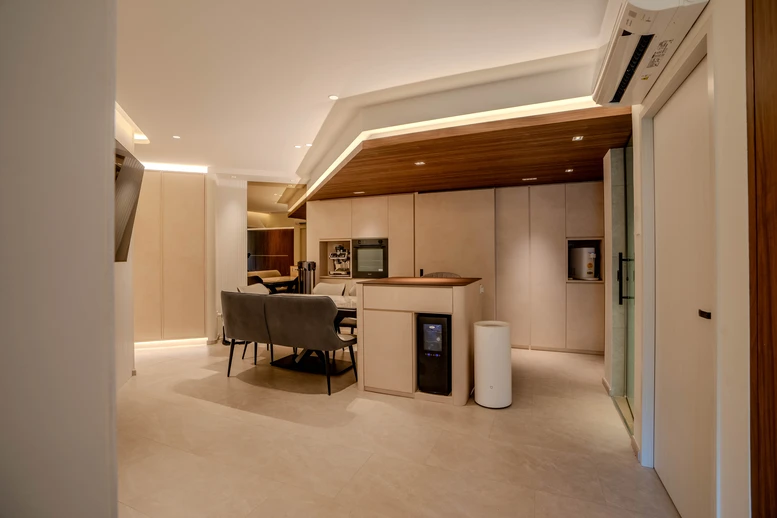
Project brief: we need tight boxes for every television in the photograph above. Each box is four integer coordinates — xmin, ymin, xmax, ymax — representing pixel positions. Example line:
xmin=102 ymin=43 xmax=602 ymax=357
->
xmin=114 ymin=141 xmax=145 ymax=262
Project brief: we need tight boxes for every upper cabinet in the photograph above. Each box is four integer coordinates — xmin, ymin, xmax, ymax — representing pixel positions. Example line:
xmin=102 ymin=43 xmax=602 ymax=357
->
xmin=388 ymin=194 xmax=414 ymax=277
xmin=352 ymin=196 xmax=389 ymax=238
xmin=566 ymin=182 xmax=604 ymax=237
xmin=309 ymin=199 xmax=351 ymax=239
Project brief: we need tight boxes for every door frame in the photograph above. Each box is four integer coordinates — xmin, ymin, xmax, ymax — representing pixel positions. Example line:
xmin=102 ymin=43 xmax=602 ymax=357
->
xmin=632 ymin=9 xmax=712 ymax=472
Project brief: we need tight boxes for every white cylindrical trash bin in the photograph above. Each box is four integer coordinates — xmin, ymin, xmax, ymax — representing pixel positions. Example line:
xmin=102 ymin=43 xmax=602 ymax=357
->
xmin=474 ymin=321 xmax=512 ymax=409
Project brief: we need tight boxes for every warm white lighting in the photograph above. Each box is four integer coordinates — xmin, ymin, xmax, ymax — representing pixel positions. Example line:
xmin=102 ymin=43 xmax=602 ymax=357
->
xmin=414 ymin=161 xmax=426 ymax=166
xmin=295 ymin=145 xmax=302 ymax=148
xmin=522 ymin=177 xmax=538 ymax=181
xmin=173 ymin=135 xmax=181 ymax=139
xmin=329 ymin=95 xmax=339 ymax=100
xmin=135 ymin=337 xmax=208 ymax=349
xmin=274 ymin=193 xmax=280 ymax=196
xmin=353 ymin=191 xmax=365 ymax=194
xmin=565 ymin=168 xmax=574 ymax=173
xmin=231 ymin=175 xmax=237 ymax=179
xmin=572 ymin=136 xmax=584 ymax=141
xmin=133 ymin=133 xmax=148 ymax=141
xmin=141 ymin=162 xmax=208 ymax=174
xmin=306 ymin=143 xmax=313 ymax=147
xmin=287 ymin=184 xmax=294 ymax=187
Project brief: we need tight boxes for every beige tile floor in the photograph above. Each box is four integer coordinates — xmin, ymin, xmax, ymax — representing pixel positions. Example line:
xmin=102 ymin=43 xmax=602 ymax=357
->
xmin=118 ymin=344 xmax=678 ymax=518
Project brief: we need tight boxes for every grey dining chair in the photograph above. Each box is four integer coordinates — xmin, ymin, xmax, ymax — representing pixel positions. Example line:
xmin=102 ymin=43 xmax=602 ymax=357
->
xmin=264 ymin=294 xmax=357 ymax=395
xmin=237 ymin=284 xmax=271 ymax=359
xmin=221 ymin=291 xmax=272 ymax=377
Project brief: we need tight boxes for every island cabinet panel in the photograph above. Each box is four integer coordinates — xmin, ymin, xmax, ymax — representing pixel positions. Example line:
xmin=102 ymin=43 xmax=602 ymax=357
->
xmin=363 ymin=309 xmax=414 ymax=394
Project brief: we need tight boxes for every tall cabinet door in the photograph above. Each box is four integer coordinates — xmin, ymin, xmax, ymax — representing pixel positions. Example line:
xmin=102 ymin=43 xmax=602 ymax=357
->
xmin=529 ymin=185 xmax=566 ymax=349
xmin=388 ymin=195 xmax=415 ymax=277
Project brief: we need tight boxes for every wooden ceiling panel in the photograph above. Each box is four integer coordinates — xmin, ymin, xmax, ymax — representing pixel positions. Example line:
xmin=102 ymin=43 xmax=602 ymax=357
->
xmin=299 ymin=106 xmax=632 ymax=207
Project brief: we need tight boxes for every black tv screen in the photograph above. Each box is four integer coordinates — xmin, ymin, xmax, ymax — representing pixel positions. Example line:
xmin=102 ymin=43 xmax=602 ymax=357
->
xmin=114 ymin=141 xmax=144 ymax=262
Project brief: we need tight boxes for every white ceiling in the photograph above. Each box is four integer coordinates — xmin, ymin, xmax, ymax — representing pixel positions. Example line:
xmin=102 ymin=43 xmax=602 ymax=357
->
xmin=118 ymin=0 xmax=610 ymax=183
xmin=247 ymin=182 xmax=292 ymax=213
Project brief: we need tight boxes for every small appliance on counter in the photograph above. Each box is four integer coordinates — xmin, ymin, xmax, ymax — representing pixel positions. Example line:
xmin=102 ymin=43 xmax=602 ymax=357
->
xmin=570 ymin=247 xmax=597 ymax=281
xmin=328 ymin=244 xmax=350 ymax=277
xmin=417 ymin=314 xmax=452 ymax=395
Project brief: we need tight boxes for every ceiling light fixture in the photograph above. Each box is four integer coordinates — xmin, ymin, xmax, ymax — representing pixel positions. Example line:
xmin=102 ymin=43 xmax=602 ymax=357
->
xmin=173 ymin=135 xmax=181 ymax=139
xmin=565 ymin=168 xmax=574 ymax=173
xmin=522 ymin=177 xmax=538 ymax=181
xmin=231 ymin=175 xmax=237 ymax=179
xmin=353 ymin=191 xmax=365 ymax=194
xmin=295 ymin=145 xmax=302 ymax=148
xmin=141 ymin=162 xmax=208 ymax=174
xmin=329 ymin=95 xmax=339 ymax=101
xmin=414 ymin=161 xmax=425 ymax=166
xmin=306 ymin=143 xmax=312 ymax=147
xmin=572 ymin=136 xmax=584 ymax=141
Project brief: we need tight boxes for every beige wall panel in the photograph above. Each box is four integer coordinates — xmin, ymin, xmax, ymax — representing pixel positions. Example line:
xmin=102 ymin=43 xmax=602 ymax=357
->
xmin=363 ymin=310 xmax=414 ymax=394
xmin=363 ymin=286 xmax=452 ymax=313
xmin=529 ymin=184 xmax=567 ymax=349
xmin=414 ymin=189 xmax=496 ymax=319
xmin=388 ymin=194 xmax=415 ymax=277
xmin=495 ymin=187 xmax=531 ymax=346
xmin=316 ymin=198 xmax=352 ymax=239
xmin=566 ymin=283 xmax=605 ymax=352
xmin=132 ymin=170 xmax=163 ymax=342
xmin=351 ymin=196 xmax=389 ymax=238
xmin=161 ymin=173 xmax=205 ymax=339
xmin=566 ymin=181 xmax=605 ymax=237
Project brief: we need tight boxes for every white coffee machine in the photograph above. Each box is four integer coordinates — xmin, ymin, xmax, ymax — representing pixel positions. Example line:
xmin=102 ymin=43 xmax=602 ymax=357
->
xmin=570 ymin=247 xmax=597 ymax=281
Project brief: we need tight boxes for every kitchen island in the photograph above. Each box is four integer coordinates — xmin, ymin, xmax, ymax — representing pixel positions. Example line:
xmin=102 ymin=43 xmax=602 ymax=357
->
xmin=355 ymin=277 xmax=482 ymax=406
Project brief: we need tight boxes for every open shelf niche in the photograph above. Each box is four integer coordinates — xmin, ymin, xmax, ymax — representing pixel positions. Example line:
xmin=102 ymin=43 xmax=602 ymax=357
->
xmin=319 ymin=239 xmax=352 ymax=279
xmin=567 ymin=238 xmax=604 ymax=283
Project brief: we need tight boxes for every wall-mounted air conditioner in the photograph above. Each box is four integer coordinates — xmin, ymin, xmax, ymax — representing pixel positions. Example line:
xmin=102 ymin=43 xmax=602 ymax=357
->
xmin=592 ymin=0 xmax=708 ymax=106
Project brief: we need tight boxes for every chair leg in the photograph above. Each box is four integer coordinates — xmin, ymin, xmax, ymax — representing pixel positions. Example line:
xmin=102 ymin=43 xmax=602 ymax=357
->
xmin=270 ymin=343 xmax=274 ymax=363
xmin=266 ymin=343 xmax=269 ymax=351
xmin=323 ymin=350 xmax=332 ymax=396
xmin=348 ymin=344 xmax=357 ymax=382
xmin=227 ymin=339 xmax=235 ymax=377
xmin=242 ymin=342 xmax=247 ymax=360
xmin=254 ymin=342 xmax=257 ymax=365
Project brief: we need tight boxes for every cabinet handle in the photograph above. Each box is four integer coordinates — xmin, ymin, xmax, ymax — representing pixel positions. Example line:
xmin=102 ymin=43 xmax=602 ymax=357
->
xmin=698 ymin=310 xmax=712 ymax=320
xmin=618 ymin=253 xmax=634 ymax=305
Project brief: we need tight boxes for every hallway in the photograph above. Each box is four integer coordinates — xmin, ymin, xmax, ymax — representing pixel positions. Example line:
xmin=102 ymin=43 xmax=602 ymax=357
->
xmin=118 ymin=346 xmax=677 ymax=517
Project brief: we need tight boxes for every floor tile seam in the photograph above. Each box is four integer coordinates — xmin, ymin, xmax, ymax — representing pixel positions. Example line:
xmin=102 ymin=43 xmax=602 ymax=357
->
xmin=330 ymin=451 xmax=375 ymax=501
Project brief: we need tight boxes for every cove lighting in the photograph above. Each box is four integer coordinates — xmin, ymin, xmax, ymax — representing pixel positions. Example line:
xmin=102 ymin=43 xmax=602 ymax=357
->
xmin=572 ymin=136 xmax=584 ymax=141
xmin=353 ymin=191 xmax=365 ymax=194
xmin=522 ymin=177 xmax=538 ymax=181
xmin=329 ymin=95 xmax=339 ymax=100
xmin=142 ymin=162 xmax=208 ymax=174
xmin=306 ymin=143 xmax=312 ymax=147
xmin=565 ymin=168 xmax=574 ymax=173
xmin=295 ymin=145 xmax=302 ymax=148
xmin=133 ymin=133 xmax=149 ymax=141
xmin=414 ymin=161 xmax=426 ymax=166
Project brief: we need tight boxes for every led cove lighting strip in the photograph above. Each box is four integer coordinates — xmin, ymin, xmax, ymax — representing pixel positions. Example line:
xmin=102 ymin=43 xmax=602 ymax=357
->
xmin=142 ymin=162 xmax=208 ymax=174
xmin=135 ymin=337 xmax=208 ymax=349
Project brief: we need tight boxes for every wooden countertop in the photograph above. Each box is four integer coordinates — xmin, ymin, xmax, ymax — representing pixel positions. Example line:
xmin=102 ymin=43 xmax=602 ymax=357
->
xmin=358 ymin=277 xmax=481 ymax=287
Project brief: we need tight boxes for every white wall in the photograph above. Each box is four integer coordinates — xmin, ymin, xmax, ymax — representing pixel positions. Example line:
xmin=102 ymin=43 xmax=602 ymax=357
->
xmin=0 ymin=1 xmax=117 ymax=516
xmin=216 ymin=178 xmax=248 ymax=318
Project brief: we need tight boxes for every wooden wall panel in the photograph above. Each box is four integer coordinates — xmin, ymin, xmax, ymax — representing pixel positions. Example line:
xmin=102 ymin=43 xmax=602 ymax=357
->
xmin=495 ymin=187 xmax=531 ymax=346
xmin=414 ymin=189 xmax=495 ymax=319
xmin=352 ymin=196 xmax=388 ymax=238
xmin=247 ymin=228 xmax=294 ymax=273
xmin=529 ymin=185 xmax=567 ymax=349
xmin=161 ymin=173 xmax=205 ymax=339
xmin=388 ymin=195 xmax=415 ymax=277
xmin=749 ymin=0 xmax=777 ymax=513
xmin=566 ymin=181 xmax=605 ymax=237
xmin=132 ymin=171 xmax=162 ymax=341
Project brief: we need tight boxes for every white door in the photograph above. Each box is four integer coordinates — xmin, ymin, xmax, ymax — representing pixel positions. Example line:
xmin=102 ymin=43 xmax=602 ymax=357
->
xmin=653 ymin=57 xmax=715 ymax=517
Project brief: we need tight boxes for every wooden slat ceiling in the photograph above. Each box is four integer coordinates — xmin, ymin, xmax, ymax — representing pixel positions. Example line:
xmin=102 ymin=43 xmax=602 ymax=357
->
xmin=290 ymin=106 xmax=632 ymax=217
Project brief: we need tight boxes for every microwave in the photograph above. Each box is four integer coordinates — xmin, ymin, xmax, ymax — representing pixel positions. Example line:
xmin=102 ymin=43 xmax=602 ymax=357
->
xmin=352 ymin=239 xmax=389 ymax=278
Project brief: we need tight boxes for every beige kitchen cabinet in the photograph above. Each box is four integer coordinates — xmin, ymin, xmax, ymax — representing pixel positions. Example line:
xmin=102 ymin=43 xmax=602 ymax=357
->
xmin=529 ymin=184 xmax=567 ymax=349
xmin=566 ymin=282 xmax=605 ymax=352
xmin=388 ymin=194 xmax=415 ymax=277
xmin=362 ymin=309 xmax=414 ymax=394
xmin=566 ymin=182 xmax=604 ymax=238
xmin=309 ymin=199 xmax=351 ymax=239
xmin=352 ymin=196 xmax=389 ymax=238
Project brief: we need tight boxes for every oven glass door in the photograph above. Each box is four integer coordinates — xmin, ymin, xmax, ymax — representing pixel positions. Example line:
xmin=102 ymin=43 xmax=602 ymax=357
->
xmin=354 ymin=246 xmax=386 ymax=277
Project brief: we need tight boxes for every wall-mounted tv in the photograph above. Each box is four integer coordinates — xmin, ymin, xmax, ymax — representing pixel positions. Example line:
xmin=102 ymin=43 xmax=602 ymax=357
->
xmin=114 ymin=141 xmax=145 ymax=262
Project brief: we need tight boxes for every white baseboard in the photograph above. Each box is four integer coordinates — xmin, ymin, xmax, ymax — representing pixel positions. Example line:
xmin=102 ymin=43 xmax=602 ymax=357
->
xmin=631 ymin=434 xmax=640 ymax=458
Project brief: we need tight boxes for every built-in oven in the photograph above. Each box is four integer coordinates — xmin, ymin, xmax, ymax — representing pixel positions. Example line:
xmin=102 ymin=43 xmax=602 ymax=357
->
xmin=352 ymin=238 xmax=389 ymax=278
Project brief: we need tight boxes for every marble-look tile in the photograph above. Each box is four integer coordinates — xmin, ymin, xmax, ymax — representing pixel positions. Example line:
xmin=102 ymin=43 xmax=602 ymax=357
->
xmin=535 ymin=491 xmax=648 ymax=518
xmin=426 ymin=431 xmax=605 ymax=503
xmin=595 ymin=456 xmax=680 ymax=517
xmin=245 ymin=485 xmax=351 ymax=518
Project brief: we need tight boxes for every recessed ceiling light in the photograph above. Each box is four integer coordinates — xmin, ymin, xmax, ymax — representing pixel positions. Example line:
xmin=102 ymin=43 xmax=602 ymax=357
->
xmin=295 ymin=145 xmax=302 ymax=148
xmin=565 ymin=168 xmax=574 ymax=173
xmin=287 ymin=184 xmax=294 ymax=188
xmin=414 ymin=161 xmax=426 ymax=166
xmin=231 ymin=175 xmax=237 ymax=179
xmin=353 ymin=191 xmax=365 ymax=195
xmin=329 ymin=95 xmax=339 ymax=100
xmin=522 ymin=177 xmax=538 ymax=181
xmin=274 ymin=193 xmax=280 ymax=196
xmin=572 ymin=136 xmax=584 ymax=141
xmin=173 ymin=135 xmax=181 ymax=139
xmin=306 ymin=143 xmax=312 ymax=147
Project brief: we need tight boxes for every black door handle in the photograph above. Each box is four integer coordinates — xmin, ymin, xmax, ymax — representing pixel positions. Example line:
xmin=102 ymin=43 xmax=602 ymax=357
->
xmin=618 ymin=253 xmax=634 ymax=305
xmin=699 ymin=310 xmax=712 ymax=320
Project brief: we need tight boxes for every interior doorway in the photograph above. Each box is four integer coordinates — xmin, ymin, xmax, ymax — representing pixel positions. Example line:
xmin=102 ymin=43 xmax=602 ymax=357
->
xmin=624 ymin=146 xmax=636 ymax=415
